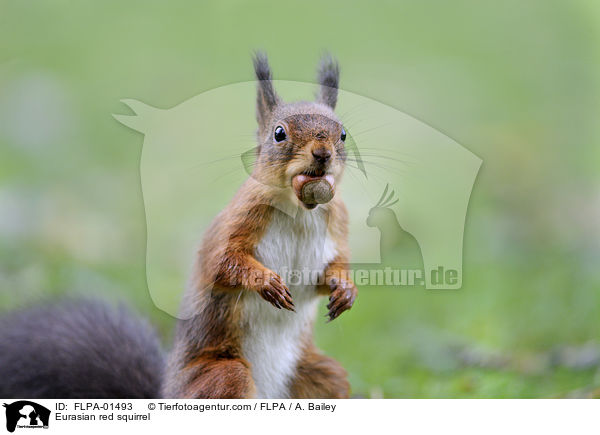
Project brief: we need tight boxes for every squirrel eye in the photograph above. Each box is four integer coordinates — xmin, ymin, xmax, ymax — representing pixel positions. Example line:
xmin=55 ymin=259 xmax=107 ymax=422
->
xmin=274 ymin=126 xmax=286 ymax=142
xmin=340 ymin=127 xmax=346 ymax=141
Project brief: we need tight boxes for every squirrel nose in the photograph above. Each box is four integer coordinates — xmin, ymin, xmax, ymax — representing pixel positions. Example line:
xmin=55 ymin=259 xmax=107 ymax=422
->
xmin=312 ymin=148 xmax=332 ymax=164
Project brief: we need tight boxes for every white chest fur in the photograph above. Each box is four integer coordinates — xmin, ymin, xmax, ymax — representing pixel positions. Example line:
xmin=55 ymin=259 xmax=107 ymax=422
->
xmin=241 ymin=206 xmax=337 ymax=399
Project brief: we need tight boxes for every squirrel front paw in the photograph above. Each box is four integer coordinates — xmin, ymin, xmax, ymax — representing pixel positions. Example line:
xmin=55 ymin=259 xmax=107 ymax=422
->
xmin=326 ymin=278 xmax=357 ymax=321
xmin=254 ymin=271 xmax=295 ymax=311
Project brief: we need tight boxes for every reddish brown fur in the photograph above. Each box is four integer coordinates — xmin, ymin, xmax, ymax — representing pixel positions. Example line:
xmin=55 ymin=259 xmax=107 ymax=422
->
xmin=289 ymin=341 xmax=350 ymax=399
xmin=200 ymin=184 xmax=275 ymax=292
xmin=182 ymin=356 xmax=255 ymax=399
xmin=162 ymin=54 xmax=357 ymax=399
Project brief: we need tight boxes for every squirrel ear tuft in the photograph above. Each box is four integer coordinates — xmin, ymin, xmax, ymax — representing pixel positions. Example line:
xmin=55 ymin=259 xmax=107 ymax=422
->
xmin=253 ymin=51 xmax=279 ymax=128
xmin=316 ymin=54 xmax=339 ymax=109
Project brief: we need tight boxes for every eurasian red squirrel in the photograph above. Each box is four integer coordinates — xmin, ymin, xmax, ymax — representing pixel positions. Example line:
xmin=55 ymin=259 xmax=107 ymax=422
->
xmin=0 ymin=53 xmax=357 ymax=400
xmin=162 ymin=52 xmax=357 ymax=399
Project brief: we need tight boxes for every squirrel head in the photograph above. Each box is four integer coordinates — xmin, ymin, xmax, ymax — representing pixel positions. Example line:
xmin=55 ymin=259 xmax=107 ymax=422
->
xmin=252 ymin=52 xmax=347 ymax=209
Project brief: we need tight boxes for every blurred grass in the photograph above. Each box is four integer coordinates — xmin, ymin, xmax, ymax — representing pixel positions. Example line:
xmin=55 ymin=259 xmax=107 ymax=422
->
xmin=1 ymin=0 xmax=599 ymax=398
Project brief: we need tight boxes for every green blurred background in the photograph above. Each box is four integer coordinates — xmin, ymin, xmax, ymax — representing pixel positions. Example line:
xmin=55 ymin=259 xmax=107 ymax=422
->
xmin=1 ymin=0 xmax=599 ymax=398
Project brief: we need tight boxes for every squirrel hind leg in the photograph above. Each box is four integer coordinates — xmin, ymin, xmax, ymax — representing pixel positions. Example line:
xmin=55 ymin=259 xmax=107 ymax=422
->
xmin=173 ymin=354 xmax=256 ymax=399
xmin=289 ymin=345 xmax=350 ymax=399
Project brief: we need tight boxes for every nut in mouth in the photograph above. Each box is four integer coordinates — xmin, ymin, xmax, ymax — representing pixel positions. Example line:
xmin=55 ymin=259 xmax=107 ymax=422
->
xmin=291 ymin=173 xmax=335 ymax=209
